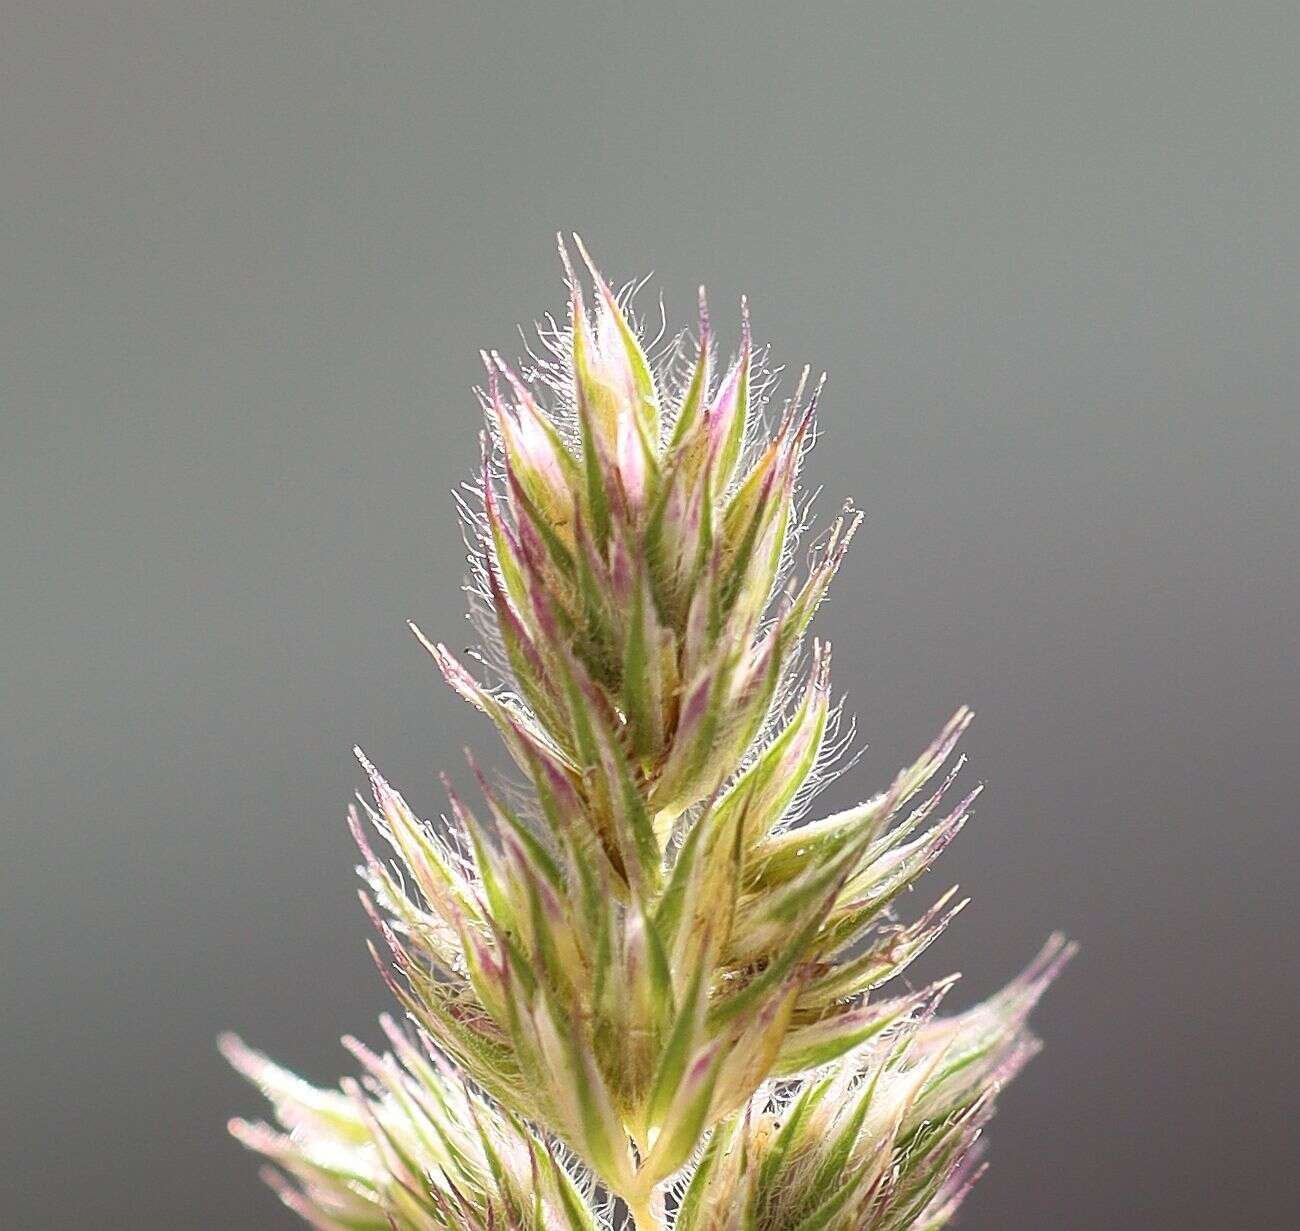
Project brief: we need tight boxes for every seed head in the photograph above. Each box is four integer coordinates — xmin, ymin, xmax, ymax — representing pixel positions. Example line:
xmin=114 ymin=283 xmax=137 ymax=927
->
xmin=224 ymin=240 xmax=1072 ymax=1229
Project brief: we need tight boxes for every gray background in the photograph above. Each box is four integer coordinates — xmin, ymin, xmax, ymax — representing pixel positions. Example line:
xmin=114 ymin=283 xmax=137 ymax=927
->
xmin=4 ymin=3 xmax=1297 ymax=1228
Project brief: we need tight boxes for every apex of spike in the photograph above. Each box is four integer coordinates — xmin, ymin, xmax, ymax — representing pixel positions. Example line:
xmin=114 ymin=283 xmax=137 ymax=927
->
xmin=222 ymin=239 xmax=1071 ymax=1231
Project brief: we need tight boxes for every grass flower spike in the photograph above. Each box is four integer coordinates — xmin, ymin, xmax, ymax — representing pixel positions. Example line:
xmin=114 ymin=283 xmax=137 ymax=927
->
xmin=224 ymin=237 xmax=1073 ymax=1230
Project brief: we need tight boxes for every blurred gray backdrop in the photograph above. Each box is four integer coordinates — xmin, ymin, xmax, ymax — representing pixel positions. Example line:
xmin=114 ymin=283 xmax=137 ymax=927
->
xmin=4 ymin=4 xmax=1297 ymax=1228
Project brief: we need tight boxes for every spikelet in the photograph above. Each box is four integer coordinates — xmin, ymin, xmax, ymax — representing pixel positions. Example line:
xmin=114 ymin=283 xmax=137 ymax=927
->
xmin=225 ymin=239 xmax=1072 ymax=1229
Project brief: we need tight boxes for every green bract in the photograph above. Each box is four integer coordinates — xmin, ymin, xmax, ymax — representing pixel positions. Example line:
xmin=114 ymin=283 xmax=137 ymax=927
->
xmin=225 ymin=239 xmax=1072 ymax=1230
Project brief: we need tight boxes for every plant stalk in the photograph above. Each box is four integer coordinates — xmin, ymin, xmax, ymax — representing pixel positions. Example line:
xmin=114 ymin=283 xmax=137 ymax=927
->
xmin=627 ymin=1192 xmax=664 ymax=1231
